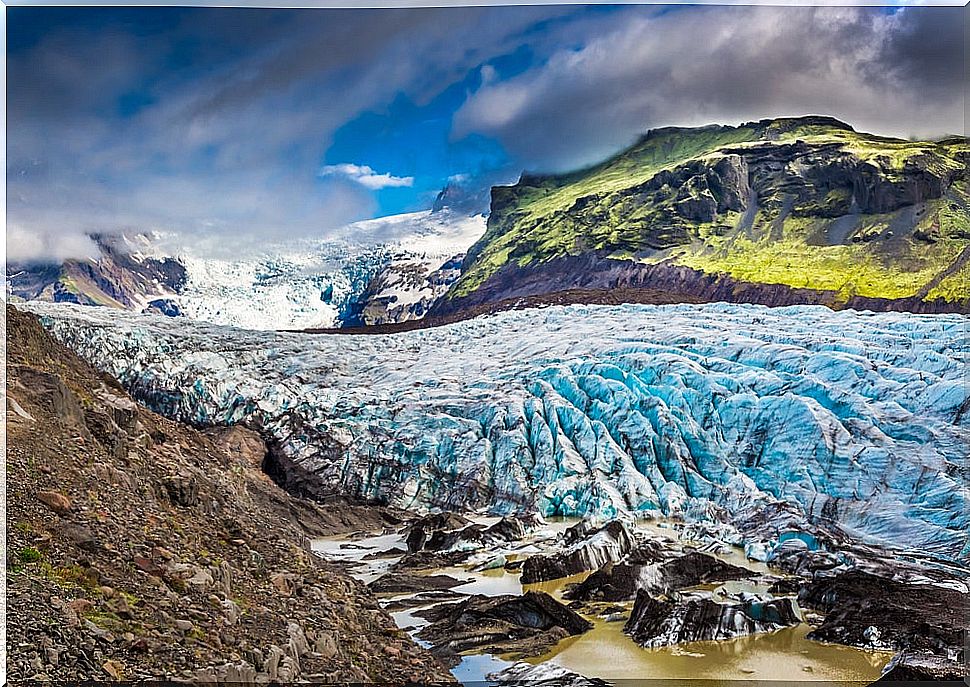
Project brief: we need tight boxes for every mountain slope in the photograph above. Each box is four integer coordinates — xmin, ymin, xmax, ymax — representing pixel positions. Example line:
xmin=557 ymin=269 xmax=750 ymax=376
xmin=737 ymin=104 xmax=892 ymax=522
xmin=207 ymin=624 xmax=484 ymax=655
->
xmin=438 ymin=117 xmax=969 ymax=314
xmin=7 ymin=233 xmax=186 ymax=311
xmin=4 ymin=305 xmax=451 ymax=682
xmin=7 ymin=209 xmax=485 ymax=330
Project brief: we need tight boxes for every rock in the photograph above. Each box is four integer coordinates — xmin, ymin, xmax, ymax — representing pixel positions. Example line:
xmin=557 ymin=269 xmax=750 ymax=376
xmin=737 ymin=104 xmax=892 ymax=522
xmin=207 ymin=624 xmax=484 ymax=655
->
xmin=484 ymin=515 xmax=529 ymax=542
xmin=286 ymin=622 xmax=310 ymax=658
xmin=221 ymin=599 xmax=241 ymax=625
xmin=161 ymin=473 xmax=199 ymax=507
xmin=368 ymin=572 xmax=471 ymax=595
xmin=37 ymin=491 xmax=72 ymax=515
xmin=877 ymin=652 xmax=968 ymax=681
xmin=101 ymin=659 xmax=125 ymax=680
xmin=624 ymin=590 xmax=800 ymax=647
xmin=566 ymin=549 xmax=751 ymax=602
xmin=269 ymin=572 xmax=298 ymax=596
xmin=132 ymin=555 xmax=163 ymax=577
xmin=174 ymin=619 xmax=193 ymax=632
xmin=417 ymin=591 xmax=592 ymax=665
xmin=489 ymin=661 xmax=610 ymax=687
xmin=314 ymin=632 xmax=337 ymax=660
xmin=58 ymin=522 xmax=99 ymax=552
xmin=800 ymin=571 xmax=969 ymax=656
xmin=185 ymin=567 xmax=214 ymax=590
xmin=521 ymin=520 xmax=634 ymax=584
xmin=402 ymin=512 xmax=471 ymax=553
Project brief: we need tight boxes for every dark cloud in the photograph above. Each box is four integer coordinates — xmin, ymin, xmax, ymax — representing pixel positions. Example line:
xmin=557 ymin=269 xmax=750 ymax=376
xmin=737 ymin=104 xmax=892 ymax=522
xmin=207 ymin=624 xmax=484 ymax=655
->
xmin=453 ymin=6 xmax=966 ymax=171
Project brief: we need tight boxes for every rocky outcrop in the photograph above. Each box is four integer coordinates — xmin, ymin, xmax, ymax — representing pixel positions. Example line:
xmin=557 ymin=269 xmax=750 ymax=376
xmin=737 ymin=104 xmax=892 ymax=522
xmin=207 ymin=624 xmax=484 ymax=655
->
xmin=432 ymin=252 xmax=969 ymax=317
xmin=521 ymin=520 xmax=634 ymax=584
xmin=624 ymin=590 xmax=800 ymax=647
xmin=877 ymin=652 xmax=968 ymax=682
xmin=798 ymin=571 xmax=969 ymax=657
xmin=447 ymin=117 xmax=970 ymax=315
xmin=416 ymin=591 xmax=592 ymax=665
xmin=7 ymin=233 xmax=186 ymax=311
xmin=565 ymin=549 xmax=753 ymax=602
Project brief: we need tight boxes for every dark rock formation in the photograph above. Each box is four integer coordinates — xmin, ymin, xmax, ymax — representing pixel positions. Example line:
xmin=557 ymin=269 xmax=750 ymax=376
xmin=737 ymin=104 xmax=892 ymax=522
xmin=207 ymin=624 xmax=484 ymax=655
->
xmin=799 ymin=570 xmax=969 ymax=656
xmin=877 ymin=651 xmax=968 ymax=682
xmin=520 ymin=520 xmax=634 ymax=584
xmin=368 ymin=572 xmax=471 ymax=595
xmin=566 ymin=550 xmax=753 ymax=602
xmin=624 ymin=590 xmax=800 ymax=647
xmin=416 ymin=591 xmax=592 ymax=665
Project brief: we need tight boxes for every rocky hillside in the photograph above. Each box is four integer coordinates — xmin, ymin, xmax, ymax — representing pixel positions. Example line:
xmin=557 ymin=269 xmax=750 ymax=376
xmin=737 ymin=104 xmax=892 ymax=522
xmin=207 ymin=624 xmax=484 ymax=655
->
xmin=435 ymin=116 xmax=970 ymax=315
xmin=7 ymin=233 xmax=186 ymax=312
xmin=4 ymin=305 xmax=452 ymax=683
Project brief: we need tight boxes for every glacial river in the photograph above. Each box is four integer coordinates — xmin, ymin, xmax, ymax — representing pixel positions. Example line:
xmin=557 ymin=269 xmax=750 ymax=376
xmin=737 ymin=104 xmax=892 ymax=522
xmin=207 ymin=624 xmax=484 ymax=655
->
xmin=314 ymin=518 xmax=891 ymax=685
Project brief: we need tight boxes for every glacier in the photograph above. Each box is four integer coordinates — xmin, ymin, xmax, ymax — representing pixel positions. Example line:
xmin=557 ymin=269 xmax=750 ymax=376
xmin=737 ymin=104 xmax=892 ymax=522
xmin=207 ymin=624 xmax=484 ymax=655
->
xmin=170 ymin=210 xmax=485 ymax=330
xmin=19 ymin=301 xmax=970 ymax=561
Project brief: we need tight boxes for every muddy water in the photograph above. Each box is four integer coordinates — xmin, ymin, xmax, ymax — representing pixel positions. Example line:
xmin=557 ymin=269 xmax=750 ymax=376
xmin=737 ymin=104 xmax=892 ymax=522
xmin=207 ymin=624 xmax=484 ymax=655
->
xmin=313 ymin=519 xmax=891 ymax=685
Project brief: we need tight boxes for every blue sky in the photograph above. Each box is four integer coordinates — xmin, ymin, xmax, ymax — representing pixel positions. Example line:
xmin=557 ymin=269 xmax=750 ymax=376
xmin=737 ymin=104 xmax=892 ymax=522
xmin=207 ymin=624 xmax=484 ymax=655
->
xmin=6 ymin=4 xmax=965 ymax=262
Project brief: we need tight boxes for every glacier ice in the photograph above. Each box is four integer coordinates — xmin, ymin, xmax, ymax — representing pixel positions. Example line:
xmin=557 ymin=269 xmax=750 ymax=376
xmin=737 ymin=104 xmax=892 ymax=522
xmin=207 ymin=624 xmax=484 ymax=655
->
xmin=19 ymin=300 xmax=970 ymax=561
xmin=169 ymin=210 xmax=486 ymax=330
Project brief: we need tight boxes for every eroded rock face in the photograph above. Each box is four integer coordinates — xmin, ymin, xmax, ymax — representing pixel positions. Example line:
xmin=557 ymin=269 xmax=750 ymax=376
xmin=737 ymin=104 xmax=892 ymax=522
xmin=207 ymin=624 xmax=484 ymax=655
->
xmin=624 ymin=590 xmax=800 ymax=647
xmin=416 ymin=591 xmax=592 ymax=665
xmin=877 ymin=652 xmax=968 ymax=682
xmin=521 ymin=520 xmax=634 ymax=584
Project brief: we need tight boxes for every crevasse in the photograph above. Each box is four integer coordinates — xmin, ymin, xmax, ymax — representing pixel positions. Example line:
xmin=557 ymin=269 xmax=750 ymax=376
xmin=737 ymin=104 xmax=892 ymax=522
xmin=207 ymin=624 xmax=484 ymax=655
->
xmin=21 ymin=301 xmax=970 ymax=561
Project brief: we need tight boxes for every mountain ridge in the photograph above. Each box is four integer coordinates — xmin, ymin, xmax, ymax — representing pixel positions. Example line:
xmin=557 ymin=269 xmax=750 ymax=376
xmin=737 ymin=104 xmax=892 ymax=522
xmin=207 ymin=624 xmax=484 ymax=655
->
xmin=439 ymin=115 xmax=970 ymax=315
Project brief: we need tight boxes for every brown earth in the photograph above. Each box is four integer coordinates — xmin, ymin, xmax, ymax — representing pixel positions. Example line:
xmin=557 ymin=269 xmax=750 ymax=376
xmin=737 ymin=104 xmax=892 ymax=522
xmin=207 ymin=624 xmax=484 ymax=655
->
xmin=4 ymin=305 xmax=453 ymax=683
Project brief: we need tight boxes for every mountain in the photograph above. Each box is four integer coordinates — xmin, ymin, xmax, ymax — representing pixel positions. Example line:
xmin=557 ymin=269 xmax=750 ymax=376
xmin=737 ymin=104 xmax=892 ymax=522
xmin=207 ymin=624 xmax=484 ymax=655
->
xmin=22 ymin=300 xmax=970 ymax=563
xmin=4 ymin=305 xmax=451 ymax=682
xmin=6 ymin=233 xmax=186 ymax=312
xmin=434 ymin=116 xmax=970 ymax=316
xmin=7 ymin=209 xmax=485 ymax=330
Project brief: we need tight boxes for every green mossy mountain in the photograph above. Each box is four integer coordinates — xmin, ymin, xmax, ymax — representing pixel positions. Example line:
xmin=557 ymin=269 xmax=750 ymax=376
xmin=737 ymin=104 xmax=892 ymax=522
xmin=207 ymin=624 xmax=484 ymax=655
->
xmin=444 ymin=116 xmax=970 ymax=313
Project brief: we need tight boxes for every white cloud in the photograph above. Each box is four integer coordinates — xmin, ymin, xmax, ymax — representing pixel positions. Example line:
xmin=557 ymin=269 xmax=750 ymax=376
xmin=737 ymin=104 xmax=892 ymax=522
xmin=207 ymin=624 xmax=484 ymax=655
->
xmin=5 ymin=224 xmax=101 ymax=264
xmin=319 ymin=163 xmax=415 ymax=190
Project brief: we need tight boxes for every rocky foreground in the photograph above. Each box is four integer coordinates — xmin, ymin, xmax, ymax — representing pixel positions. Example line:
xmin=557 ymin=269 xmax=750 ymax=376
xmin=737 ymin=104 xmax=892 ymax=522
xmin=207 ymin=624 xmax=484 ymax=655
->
xmin=358 ymin=510 xmax=968 ymax=681
xmin=4 ymin=306 xmax=453 ymax=683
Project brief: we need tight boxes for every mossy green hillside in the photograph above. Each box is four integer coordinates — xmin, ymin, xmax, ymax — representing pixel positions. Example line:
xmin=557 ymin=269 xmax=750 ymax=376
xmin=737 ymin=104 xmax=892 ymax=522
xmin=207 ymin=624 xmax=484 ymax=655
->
xmin=455 ymin=116 xmax=970 ymax=303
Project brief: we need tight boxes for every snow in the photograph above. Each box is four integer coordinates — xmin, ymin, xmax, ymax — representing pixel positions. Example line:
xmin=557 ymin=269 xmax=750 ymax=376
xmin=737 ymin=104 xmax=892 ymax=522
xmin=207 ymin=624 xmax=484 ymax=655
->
xmin=167 ymin=210 xmax=485 ymax=330
xmin=20 ymin=300 xmax=970 ymax=561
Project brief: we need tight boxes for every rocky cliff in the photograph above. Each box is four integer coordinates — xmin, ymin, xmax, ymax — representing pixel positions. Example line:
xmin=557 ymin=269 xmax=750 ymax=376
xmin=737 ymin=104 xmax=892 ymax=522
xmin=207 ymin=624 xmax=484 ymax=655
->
xmin=437 ymin=117 xmax=970 ymax=315
xmin=4 ymin=305 xmax=452 ymax=683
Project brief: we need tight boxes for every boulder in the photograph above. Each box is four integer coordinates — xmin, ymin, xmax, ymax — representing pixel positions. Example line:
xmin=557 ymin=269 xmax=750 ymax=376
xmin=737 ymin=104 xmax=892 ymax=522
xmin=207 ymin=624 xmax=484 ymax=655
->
xmin=625 ymin=589 xmax=800 ymax=647
xmin=417 ymin=591 xmax=592 ymax=665
xmin=521 ymin=520 xmax=634 ymax=584
xmin=368 ymin=572 xmax=471 ymax=595
xmin=37 ymin=490 xmax=72 ymax=515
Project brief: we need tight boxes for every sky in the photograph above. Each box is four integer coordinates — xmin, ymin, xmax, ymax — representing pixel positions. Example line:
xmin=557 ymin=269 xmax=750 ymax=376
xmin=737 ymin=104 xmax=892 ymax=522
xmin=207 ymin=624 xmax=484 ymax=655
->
xmin=5 ymin=3 xmax=966 ymax=263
